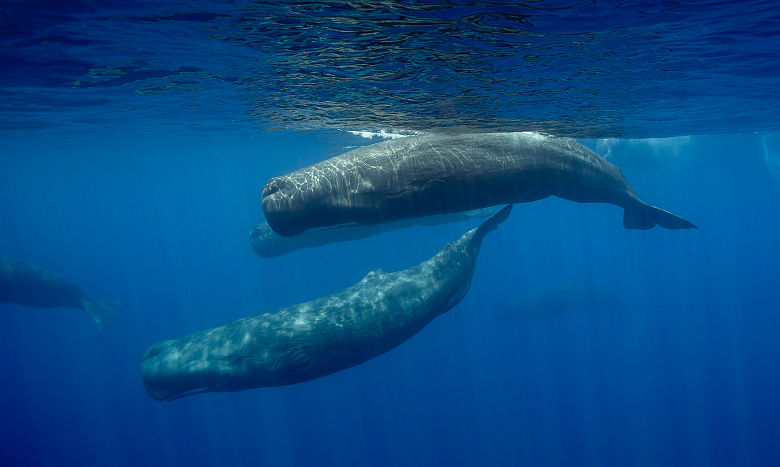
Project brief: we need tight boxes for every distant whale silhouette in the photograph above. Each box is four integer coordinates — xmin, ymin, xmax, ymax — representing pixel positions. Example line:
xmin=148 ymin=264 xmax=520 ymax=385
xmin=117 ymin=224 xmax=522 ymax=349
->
xmin=492 ymin=282 xmax=625 ymax=323
xmin=262 ymin=132 xmax=696 ymax=236
xmin=250 ymin=207 xmax=500 ymax=258
xmin=141 ymin=205 xmax=512 ymax=401
xmin=0 ymin=255 xmax=116 ymax=332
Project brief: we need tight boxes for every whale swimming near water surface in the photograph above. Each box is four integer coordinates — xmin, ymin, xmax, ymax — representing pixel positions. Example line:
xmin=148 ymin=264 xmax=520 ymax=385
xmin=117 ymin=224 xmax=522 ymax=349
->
xmin=0 ymin=255 xmax=116 ymax=332
xmin=141 ymin=205 xmax=512 ymax=401
xmin=262 ymin=132 xmax=696 ymax=236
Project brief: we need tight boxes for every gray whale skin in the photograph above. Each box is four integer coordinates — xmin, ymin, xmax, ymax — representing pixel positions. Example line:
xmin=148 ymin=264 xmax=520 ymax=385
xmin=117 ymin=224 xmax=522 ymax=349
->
xmin=249 ymin=207 xmax=499 ymax=258
xmin=141 ymin=205 xmax=512 ymax=401
xmin=262 ymin=132 xmax=696 ymax=236
xmin=0 ymin=255 xmax=116 ymax=332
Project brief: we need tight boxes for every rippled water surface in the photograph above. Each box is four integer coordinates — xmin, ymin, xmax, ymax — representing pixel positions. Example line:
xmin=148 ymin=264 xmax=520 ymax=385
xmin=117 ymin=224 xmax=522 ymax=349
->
xmin=2 ymin=0 xmax=779 ymax=137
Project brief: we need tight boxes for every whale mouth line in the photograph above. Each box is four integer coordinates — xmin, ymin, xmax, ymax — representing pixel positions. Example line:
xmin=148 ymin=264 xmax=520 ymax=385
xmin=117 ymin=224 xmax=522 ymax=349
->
xmin=160 ymin=386 xmax=212 ymax=402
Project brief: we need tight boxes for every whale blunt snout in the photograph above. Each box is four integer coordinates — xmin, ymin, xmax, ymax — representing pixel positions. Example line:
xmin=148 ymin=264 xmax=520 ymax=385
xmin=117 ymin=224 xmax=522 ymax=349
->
xmin=141 ymin=338 xmax=256 ymax=401
xmin=141 ymin=343 xmax=213 ymax=401
xmin=262 ymin=177 xmax=284 ymax=198
xmin=141 ymin=346 xmax=179 ymax=401
xmin=261 ymin=177 xmax=313 ymax=237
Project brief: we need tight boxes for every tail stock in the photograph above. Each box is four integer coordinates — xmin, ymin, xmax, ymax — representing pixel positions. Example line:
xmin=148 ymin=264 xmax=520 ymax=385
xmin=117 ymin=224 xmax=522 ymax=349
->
xmin=82 ymin=299 xmax=119 ymax=332
xmin=471 ymin=204 xmax=513 ymax=244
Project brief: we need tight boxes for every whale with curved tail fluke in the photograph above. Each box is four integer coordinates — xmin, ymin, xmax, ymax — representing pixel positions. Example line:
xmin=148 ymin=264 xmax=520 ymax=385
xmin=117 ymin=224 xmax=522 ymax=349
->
xmin=261 ymin=132 xmax=696 ymax=236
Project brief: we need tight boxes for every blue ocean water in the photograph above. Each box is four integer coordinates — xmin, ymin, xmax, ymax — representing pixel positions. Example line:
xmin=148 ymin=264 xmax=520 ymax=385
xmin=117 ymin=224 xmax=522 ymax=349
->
xmin=1 ymin=2 xmax=780 ymax=466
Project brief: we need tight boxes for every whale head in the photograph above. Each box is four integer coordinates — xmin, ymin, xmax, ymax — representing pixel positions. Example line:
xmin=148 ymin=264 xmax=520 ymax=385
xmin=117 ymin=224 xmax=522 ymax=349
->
xmin=140 ymin=340 xmax=217 ymax=401
xmin=262 ymin=175 xmax=356 ymax=237
xmin=140 ymin=330 xmax=265 ymax=401
xmin=261 ymin=176 xmax=317 ymax=237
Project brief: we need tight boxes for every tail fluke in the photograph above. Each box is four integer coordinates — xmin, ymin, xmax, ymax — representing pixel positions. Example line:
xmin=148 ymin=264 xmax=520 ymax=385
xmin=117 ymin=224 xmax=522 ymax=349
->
xmin=472 ymin=204 xmax=513 ymax=244
xmin=82 ymin=299 xmax=118 ymax=332
xmin=623 ymin=203 xmax=697 ymax=230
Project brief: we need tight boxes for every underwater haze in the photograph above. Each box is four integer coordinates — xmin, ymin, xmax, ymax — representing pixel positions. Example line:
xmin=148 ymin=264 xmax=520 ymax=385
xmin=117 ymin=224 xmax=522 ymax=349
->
xmin=2 ymin=1 xmax=780 ymax=466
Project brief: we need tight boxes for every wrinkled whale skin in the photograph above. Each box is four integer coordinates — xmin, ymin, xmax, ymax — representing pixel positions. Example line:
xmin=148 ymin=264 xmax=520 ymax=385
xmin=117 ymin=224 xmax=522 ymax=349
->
xmin=141 ymin=206 xmax=512 ymax=401
xmin=262 ymin=132 xmax=695 ymax=236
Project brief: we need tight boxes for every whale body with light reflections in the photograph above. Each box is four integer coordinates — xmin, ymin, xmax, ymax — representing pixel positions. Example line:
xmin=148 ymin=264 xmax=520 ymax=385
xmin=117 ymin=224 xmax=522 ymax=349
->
xmin=141 ymin=206 xmax=512 ymax=401
xmin=261 ymin=132 xmax=695 ymax=236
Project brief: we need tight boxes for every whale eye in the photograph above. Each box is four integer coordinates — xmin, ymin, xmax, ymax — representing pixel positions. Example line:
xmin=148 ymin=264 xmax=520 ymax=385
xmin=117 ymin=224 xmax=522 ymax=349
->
xmin=263 ymin=178 xmax=283 ymax=197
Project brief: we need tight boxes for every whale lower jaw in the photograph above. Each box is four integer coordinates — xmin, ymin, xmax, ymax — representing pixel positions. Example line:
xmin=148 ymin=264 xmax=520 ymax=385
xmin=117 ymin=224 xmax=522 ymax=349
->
xmin=159 ymin=387 xmax=211 ymax=402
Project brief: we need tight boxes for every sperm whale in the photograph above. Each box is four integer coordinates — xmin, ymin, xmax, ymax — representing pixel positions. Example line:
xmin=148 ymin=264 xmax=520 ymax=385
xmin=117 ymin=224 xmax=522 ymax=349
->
xmin=261 ymin=132 xmax=695 ymax=236
xmin=141 ymin=206 xmax=512 ymax=400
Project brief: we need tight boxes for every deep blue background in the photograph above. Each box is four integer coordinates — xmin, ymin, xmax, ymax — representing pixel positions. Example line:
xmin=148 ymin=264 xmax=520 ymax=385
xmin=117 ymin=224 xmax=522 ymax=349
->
xmin=1 ymin=129 xmax=779 ymax=466
xmin=2 ymin=0 xmax=780 ymax=465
